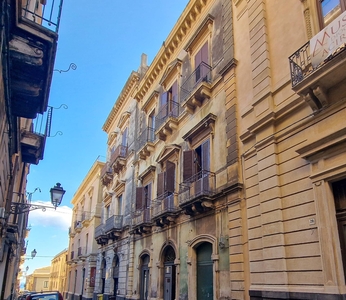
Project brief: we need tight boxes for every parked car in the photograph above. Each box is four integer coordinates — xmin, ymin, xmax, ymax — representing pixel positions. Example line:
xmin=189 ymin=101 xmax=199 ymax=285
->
xmin=26 ymin=291 xmax=63 ymax=300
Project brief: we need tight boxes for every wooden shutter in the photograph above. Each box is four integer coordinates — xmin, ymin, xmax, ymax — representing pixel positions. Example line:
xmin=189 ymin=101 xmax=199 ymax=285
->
xmin=136 ymin=187 xmax=144 ymax=210
xmin=145 ymin=183 xmax=152 ymax=208
xmin=201 ymin=41 xmax=208 ymax=64
xmin=183 ymin=150 xmax=195 ymax=182
xmin=166 ymin=161 xmax=175 ymax=193
xmin=195 ymin=48 xmax=202 ymax=69
xmin=160 ymin=92 xmax=168 ymax=118
xmin=171 ymin=81 xmax=178 ymax=102
xmin=157 ymin=172 xmax=165 ymax=197
xmin=202 ymin=140 xmax=210 ymax=171
xmin=122 ymin=127 xmax=128 ymax=146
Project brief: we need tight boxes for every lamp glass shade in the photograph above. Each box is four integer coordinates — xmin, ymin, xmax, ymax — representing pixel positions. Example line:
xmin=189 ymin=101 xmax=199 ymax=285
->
xmin=31 ymin=249 xmax=37 ymax=258
xmin=50 ymin=183 xmax=65 ymax=209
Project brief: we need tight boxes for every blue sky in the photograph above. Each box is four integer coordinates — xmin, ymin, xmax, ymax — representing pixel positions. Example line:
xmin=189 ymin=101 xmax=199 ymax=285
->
xmin=23 ymin=0 xmax=188 ymax=277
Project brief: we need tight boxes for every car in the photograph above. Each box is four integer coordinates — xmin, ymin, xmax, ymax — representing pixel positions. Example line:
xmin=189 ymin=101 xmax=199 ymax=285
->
xmin=26 ymin=291 xmax=63 ymax=300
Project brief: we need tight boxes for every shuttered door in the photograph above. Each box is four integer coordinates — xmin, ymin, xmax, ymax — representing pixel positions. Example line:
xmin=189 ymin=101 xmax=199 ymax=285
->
xmin=166 ymin=161 xmax=175 ymax=194
xmin=183 ymin=150 xmax=195 ymax=182
xmin=145 ymin=183 xmax=152 ymax=208
xmin=136 ymin=187 xmax=144 ymax=210
xmin=160 ymin=92 xmax=169 ymax=119
xmin=195 ymin=41 xmax=208 ymax=82
xmin=157 ymin=172 xmax=166 ymax=198
xmin=202 ymin=140 xmax=210 ymax=193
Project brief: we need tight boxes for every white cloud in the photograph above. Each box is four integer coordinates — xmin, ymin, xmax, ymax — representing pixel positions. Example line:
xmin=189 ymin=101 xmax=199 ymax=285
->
xmin=28 ymin=201 xmax=72 ymax=231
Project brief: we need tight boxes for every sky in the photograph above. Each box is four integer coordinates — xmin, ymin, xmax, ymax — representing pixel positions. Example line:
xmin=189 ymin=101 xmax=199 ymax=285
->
xmin=22 ymin=0 xmax=189 ymax=278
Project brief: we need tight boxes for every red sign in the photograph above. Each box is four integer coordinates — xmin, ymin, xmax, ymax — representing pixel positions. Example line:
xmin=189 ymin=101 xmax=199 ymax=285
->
xmin=90 ymin=267 xmax=96 ymax=287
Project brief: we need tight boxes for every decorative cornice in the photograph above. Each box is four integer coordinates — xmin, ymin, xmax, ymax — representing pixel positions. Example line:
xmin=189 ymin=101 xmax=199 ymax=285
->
xmin=103 ymin=71 xmax=140 ymax=133
xmin=135 ymin=0 xmax=210 ymax=102
xmin=159 ymin=59 xmax=182 ymax=88
xmin=156 ymin=144 xmax=181 ymax=164
xmin=142 ymin=90 xmax=159 ymax=113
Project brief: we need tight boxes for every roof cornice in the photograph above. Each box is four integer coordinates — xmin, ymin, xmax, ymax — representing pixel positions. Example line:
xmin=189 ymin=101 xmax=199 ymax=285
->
xmin=135 ymin=0 xmax=209 ymax=102
xmin=103 ymin=71 xmax=140 ymax=133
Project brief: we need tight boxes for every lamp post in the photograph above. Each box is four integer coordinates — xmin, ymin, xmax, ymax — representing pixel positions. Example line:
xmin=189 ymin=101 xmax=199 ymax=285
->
xmin=24 ymin=249 xmax=37 ymax=260
xmin=9 ymin=183 xmax=66 ymax=214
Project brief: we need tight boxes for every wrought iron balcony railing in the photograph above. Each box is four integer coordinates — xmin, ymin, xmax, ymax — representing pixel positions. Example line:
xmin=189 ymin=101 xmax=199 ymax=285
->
xmin=289 ymin=41 xmax=313 ymax=87
xmin=105 ymin=215 xmax=123 ymax=232
xmin=179 ymin=170 xmax=216 ymax=205
xmin=94 ymin=223 xmax=106 ymax=239
xmin=155 ymin=99 xmax=180 ymax=130
xmin=22 ymin=0 xmax=64 ymax=33
xmin=151 ymin=193 xmax=178 ymax=219
xmin=181 ymin=62 xmax=212 ymax=102
xmin=138 ymin=127 xmax=156 ymax=149
xmin=110 ymin=145 xmax=128 ymax=165
xmin=132 ymin=208 xmax=151 ymax=226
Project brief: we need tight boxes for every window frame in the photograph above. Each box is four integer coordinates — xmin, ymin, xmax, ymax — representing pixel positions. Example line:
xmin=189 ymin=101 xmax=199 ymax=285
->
xmin=316 ymin=0 xmax=346 ymax=29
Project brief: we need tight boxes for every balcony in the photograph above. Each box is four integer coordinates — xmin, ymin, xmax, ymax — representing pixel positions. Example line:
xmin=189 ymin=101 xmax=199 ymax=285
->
xmin=20 ymin=107 xmax=54 ymax=164
xmin=77 ymin=246 xmax=87 ymax=259
xmin=74 ymin=220 xmax=82 ymax=233
xmin=95 ymin=223 xmax=108 ymax=245
xmin=180 ymin=62 xmax=212 ymax=114
xmin=81 ymin=212 xmax=90 ymax=226
xmin=8 ymin=0 xmax=63 ymax=118
xmin=289 ymin=16 xmax=346 ymax=111
xmin=105 ymin=215 xmax=123 ymax=240
xmin=132 ymin=208 xmax=152 ymax=234
xmin=100 ymin=163 xmax=113 ymax=186
xmin=155 ymin=99 xmax=180 ymax=141
xmin=110 ymin=145 xmax=128 ymax=174
xmin=179 ymin=170 xmax=216 ymax=215
xmin=68 ymin=227 xmax=75 ymax=237
xmin=138 ymin=127 xmax=156 ymax=160
xmin=151 ymin=193 xmax=179 ymax=227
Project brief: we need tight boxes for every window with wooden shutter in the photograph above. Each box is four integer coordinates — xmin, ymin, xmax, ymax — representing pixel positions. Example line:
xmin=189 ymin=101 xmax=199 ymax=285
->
xmin=183 ymin=150 xmax=195 ymax=182
xmin=122 ymin=127 xmax=128 ymax=147
xmin=136 ymin=187 xmax=144 ymax=210
xmin=144 ymin=183 xmax=152 ymax=208
xmin=194 ymin=41 xmax=209 ymax=82
xmin=166 ymin=161 xmax=175 ymax=193
xmin=157 ymin=172 xmax=165 ymax=198
xmin=202 ymin=140 xmax=210 ymax=171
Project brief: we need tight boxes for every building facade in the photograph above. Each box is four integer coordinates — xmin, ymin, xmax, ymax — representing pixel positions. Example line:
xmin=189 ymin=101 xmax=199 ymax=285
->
xmin=233 ymin=0 xmax=346 ymax=299
xmin=94 ymin=0 xmax=239 ymax=299
xmin=49 ymin=249 xmax=68 ymax=293
xmin=66 ymin=161 xmax=104 ymax=300
xmin=25 ymin=266 xmax=51 ymax=293
xmin=0 ymin=0 xmax=62 ymax=299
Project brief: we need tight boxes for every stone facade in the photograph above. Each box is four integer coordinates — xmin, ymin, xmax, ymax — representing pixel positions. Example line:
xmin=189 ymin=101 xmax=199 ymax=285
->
xmin=49 ymin=249 xmax=68 ymax=293
xmin=66 ymin=161 xmax=104 ymax=300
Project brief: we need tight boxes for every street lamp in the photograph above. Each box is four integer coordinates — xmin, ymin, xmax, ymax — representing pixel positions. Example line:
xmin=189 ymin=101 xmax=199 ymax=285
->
xmin=25 ymin=249 xmax=37 ymax=260
xmin=9 ymin=183 xmax=66 ymax=214
xmin=50 ymin=183 xmax=66 ymax=209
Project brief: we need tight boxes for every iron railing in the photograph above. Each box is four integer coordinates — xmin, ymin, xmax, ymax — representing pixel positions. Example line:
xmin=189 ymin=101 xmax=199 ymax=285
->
xmin=151 ymin=193 xmax=178 ymax=219
xmin=105 ymin=215 xmax=123 ymax=232
xmin=31 ymin=106 xmax=53 ymax=137
xmin=138 ymin=127 xmax=156 ymax=149
xmin=100 ymin=163 xmax=112 ymax=178
xmin=181 ymin=62 xmax=212 ymax=102
xmin=22 ymin=0 xmax=64 ymax=33
xmin=94 ymin=223 xmax=106 ymax=239
xmin=289 ymin=41 xmax=313 ymax=87
xmin=179 ymin=170 xmax=216 ymax=205
xmin=132 ymin=208 xmax=151 ymax=226
xmin=110 ymin=145 xmax=128 ymax=165
xmin=155 ymin=98 xmax=180 ymax=130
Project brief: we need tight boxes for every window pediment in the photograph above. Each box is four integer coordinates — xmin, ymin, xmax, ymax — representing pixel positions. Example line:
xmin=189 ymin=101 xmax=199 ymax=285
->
xmin=156 ymin=144 xmax=181 ymax=164
xmin=138 ymin=165 xmax=156 ymax=182
xmin=142 ymin=90 xmax=159 ymax=114
xmin=182 ymin=113 xmax=216 ymax=144
xmin=113 ymin=179 xmax=126 ymax=195
xmin=184 ymin=14 xmax=214 ymax=53
xmin=118 ymin=111 xmax=131 ymax=129
xmin=159 ymin=59 xmax=182 ymax=89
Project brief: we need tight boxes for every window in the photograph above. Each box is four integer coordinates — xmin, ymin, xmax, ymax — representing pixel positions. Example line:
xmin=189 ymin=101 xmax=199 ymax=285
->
xmin=117 ymin=194 xmax=123 ymax=215
xmin=160 ymin=80 xmax=179 ymax=119
xmin=183 ymin=140 xmax=210 ymax=182
xmin=317 ymin=0 xmax=346 ymax=28
xmin=122 ymin=127 xmax=128 ymax=147
xmin=43 ymin=281 xmax=48 ymax=288
xmin=157 ymin=161 xmax=176 ymax=199
xmin=148 ymin=111 xmax=156 ymax=141
xmin=136 ymin=183 xmax=152 ymax=211
xmin=194 ymin=41 xmax=209 ymax=83
xmin=105 ymin=205 xmax=110 ymax=220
